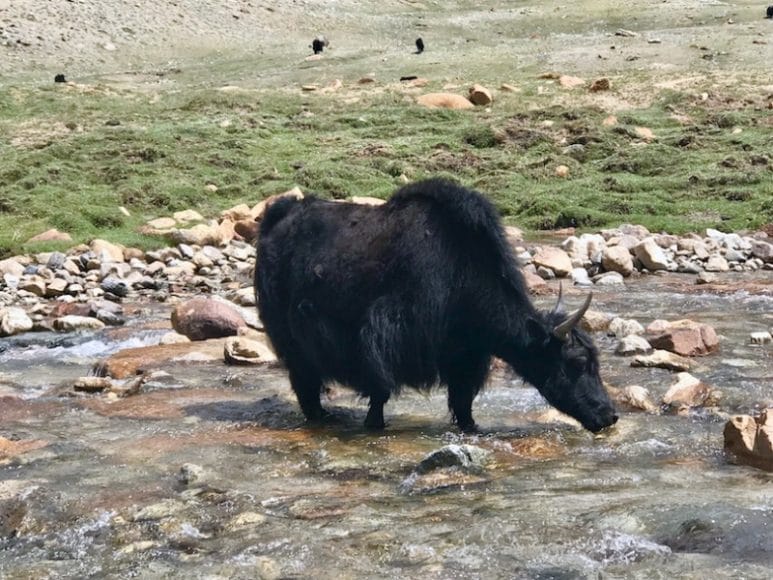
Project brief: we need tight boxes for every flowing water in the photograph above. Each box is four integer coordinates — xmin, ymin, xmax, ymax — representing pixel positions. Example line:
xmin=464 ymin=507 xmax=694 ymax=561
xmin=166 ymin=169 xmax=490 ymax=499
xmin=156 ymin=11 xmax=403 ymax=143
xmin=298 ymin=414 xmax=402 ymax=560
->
xmin=1 ymin=275 xmax=771 ymax=579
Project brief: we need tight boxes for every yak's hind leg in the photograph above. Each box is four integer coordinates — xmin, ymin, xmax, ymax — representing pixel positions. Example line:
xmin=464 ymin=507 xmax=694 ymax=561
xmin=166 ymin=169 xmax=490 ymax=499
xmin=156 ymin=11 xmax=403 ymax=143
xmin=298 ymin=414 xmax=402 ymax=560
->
xmin=286 ymin=359 xmax=328 ymax=423
xmin=440 ymin=351 xmax=490 ymax=433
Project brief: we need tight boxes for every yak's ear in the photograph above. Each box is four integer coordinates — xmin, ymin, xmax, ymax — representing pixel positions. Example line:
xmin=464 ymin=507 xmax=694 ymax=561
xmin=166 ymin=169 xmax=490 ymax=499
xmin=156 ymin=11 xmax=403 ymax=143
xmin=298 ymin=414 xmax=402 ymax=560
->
xmin=525 ymin=316 xmax=551 ymax=347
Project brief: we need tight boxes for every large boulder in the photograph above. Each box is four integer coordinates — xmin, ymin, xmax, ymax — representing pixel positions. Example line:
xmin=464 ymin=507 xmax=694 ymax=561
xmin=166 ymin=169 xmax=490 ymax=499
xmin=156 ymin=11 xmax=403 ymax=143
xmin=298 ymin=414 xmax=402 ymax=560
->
xmin=633 ymin=238 xmax=670 ymax=271
xmin=648 ymin=320 xmax=719 ymax=357
xmin=171 ymin=297 xmax=246 ymax=341
xmin=532 ymin=247 xmax=573 ymax=277
xmin=602 ymin=246 xmax=634 ymax=276
xmin=724 ymin=410 xmax=773 ymax=472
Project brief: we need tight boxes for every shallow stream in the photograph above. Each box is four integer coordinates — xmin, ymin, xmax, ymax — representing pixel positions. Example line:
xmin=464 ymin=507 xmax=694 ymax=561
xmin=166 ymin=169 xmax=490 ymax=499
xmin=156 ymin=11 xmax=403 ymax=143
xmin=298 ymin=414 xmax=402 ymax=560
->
xmin=1 ymin=274 xmax=771 ymax=579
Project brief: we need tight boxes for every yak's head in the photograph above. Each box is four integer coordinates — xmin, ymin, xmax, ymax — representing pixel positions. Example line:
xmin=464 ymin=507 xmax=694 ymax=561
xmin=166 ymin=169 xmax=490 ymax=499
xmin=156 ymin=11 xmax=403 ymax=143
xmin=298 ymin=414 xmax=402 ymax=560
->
xmin=525 ymin=288 xmax=618 ymax=433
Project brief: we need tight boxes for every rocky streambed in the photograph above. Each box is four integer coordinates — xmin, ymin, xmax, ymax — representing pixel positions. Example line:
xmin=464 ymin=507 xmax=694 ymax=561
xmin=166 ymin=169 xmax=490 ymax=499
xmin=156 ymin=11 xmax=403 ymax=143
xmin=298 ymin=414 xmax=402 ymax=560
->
xmin=1 ymin=221 xmax=772 ymax=578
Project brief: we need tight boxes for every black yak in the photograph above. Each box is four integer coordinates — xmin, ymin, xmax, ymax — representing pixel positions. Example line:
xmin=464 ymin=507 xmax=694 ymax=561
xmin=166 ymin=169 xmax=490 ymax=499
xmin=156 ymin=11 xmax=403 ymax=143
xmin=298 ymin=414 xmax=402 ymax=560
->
xmin=415 ymin=37 xmax=425 ymax=54
xmin=255 ymin=179 xmax=618 ymax=433
xmin=767 ymin=5 xmax=773 ymax=19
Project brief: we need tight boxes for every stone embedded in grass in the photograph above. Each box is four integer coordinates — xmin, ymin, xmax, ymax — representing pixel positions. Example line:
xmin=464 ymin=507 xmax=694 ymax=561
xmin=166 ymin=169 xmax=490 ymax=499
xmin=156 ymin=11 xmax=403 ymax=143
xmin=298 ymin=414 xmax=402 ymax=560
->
xmin=416 ymin=93 xmax=474 ymax=110
xmin=468 ymin=84 xmax=493 ymax=105
xmin=26 ymin=228 xmax=73 ymax=243
xmin=590 ymin=78 xmax=611 ymax=92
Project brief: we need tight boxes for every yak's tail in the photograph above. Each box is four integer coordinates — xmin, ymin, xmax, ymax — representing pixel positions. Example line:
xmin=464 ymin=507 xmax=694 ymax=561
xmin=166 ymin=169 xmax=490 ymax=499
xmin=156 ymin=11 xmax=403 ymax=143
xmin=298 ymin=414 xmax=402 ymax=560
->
xmin=389 ymin=178 xmax=526 ymax=291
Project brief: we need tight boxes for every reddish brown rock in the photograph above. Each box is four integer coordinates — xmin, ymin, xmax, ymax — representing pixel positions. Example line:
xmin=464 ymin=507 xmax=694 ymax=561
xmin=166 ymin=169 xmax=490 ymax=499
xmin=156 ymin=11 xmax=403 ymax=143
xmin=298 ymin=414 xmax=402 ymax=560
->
xmin=649 ymin=320 xmax=719 ymax=356
xmin=96 ymin=338 xmax=229 ymax=379
xmin=171 ymin=297 xmax=246 ymax=341
xmin=589 ymin=78 xmax=611 ymax=92
xmin=724 ymin=410 xmax=773 ymax=472
xmin=234 ymin=219 xmax=260 ymax=243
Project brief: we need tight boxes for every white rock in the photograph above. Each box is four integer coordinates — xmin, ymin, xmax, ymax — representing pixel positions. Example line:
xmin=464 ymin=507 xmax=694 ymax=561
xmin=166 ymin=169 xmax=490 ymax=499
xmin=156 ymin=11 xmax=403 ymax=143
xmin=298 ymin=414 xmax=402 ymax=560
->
xmin=608 ymin=317 xmax=645 ymax=337
xmin=0 ymin=307 xmax=33 ymax=336
xmin=750 ymin=332 xmax=772 ymax=345
xmin=615 ymin=335 xmax=652 ymax=355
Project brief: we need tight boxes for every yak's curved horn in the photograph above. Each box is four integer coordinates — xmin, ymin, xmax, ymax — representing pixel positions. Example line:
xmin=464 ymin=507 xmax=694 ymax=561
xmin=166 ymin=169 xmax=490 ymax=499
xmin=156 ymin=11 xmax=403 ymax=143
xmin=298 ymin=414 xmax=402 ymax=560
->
xmin=551 ymin=282 xmax=566 ymax=316
xmin=552 ymin=292 xmax=593 ymax=340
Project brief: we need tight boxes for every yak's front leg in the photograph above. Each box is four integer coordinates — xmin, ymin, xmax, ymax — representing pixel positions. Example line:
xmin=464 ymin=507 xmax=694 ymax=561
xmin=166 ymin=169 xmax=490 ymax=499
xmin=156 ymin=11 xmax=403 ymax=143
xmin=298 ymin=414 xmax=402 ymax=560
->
xmin=364 ymin=390 xmax=390 ymax=430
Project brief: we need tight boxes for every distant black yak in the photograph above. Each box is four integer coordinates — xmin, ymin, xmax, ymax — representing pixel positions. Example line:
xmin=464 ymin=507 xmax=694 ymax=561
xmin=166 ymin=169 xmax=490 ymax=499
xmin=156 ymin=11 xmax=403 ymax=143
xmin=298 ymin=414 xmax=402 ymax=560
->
xmin=255 ymin=179 xmax=618 ymax=433
xmin=311 ymin=35 xmax=328 ymax=54
xmin=415 ymin=37 xmax=425 ymax=54
xmin=767 ymin=5 xmax=773 ymax=18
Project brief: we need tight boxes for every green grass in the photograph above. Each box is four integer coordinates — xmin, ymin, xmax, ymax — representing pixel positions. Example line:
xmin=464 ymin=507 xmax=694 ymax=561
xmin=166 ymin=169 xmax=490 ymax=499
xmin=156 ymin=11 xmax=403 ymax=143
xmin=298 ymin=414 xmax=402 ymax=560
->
xmin=0 ymin=82 xmax=771 ymax=257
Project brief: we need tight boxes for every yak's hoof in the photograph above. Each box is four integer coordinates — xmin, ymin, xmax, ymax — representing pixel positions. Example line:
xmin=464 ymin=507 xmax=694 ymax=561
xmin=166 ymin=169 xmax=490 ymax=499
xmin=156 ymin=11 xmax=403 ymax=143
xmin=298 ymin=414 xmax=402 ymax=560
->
xmin=363 ymin=418 xmax=386 ymax=431
xmin=458 ymin=421 xmax=479 ymax=434
xmin=305 ymin=409 xmax=338 ymax=426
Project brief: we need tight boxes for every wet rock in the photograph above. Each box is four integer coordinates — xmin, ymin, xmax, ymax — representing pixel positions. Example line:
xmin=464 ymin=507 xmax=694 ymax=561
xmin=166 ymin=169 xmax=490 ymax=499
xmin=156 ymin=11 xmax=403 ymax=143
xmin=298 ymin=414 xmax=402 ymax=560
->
xmin=416 ymin=93 xmax=474 ymax=110
xmin=227 ymin=511 xmax=267 ymax=530
xmin=0 ymin=496 xmax=27 ymax=539
xmin=44 ymin=278 xmax=68 ymax=297
xmin=532 ymin=247 xmax=572 ymax=277
xmin=581 ymin=309 xmax=613 ymax=332
xmin=0 ymin=436 xmax=49 ymax=464
xmin=171 ymin=297 xmax=246 ymax=340
xmin=750 ymin=331 xmax=772 ymax=345
xmin=159 ymin=331 xmax=191 ymax=345
xmin=723 ymin=410 xmax=773 ymax=472
xmin=632 ymin=350 xmax=694 ymax=372
xmin=593 ymin=271 xmax=625 ymax=286
xmin=663 ymin=372 xmax=714 ymax=408
xmin=415 ymin=444 xmax=491 ymax=474
xmin=224 ymin=336 xmax=278 ymax=365
xmin=648 ymin=320 xmax=719 ymax=356
xmin=633 ymin=238 xmax=670 ymax=271
xmin=615 ymin=335 xmax=652 ymax=355
xmin=614 ymin=385 xmax=658 ymax=413
xmin=468 ymin=84 xmax=493 ymax=106
xmin=73 ymin=376 xmax=113 ymax=392
xmin=288 ymin=498 xmax=349 ymax=520
xmin=0 ymin=307 xmax=33 ymax=336
xmin=53 ymin=315 xmax=106 ymax=332
xmin=97 ymin=338 xmax=228 ymax=379
xmin=131 ymin=499 xmax=186 ymax=522
xmin=608 ymin=317 xmax=645 ymax=337
xmin=178 ymin=463 xmax=207 ymax=486
xmin=602 ymin=245 xmax=634 ymax=276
